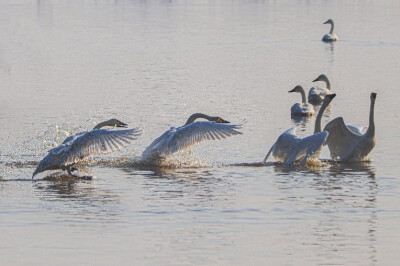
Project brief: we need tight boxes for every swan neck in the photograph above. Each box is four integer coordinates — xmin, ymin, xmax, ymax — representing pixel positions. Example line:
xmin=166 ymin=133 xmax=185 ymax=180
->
xmin=365 ymin=99 xmax=375 ymax=137
xmin=300 ymin=88 xmax=306 ymax=104
xmin=329 ymin=22 xmax=334 ymax=34
xmin=184 ymin=113 xmax=212 ymax=126
xmin=314 ymin=100 xmax=329 ymax=134
xmin=324 ymin=77 xmax=331 ymax=90
xmin=93 ymin=121 xmax=107 ymax=130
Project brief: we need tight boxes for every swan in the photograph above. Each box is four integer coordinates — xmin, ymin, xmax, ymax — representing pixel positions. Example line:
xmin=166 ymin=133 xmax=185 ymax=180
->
xmin=323 ymin=93 xmax=377 ymax=162
xmin=322 ymin=19 xmax=339 ymax=42
xmin=289 ymin=85 xmax=315 ymax=116
xmin=308 ymin=74 xmax=333 ymax=104
xmin=142 ymin=113 xmax=242 ymax=161
xmin=263 ymin=94 xmax=336 ymax=165
xmin=32 ymin=119 xmax=141 ymax=177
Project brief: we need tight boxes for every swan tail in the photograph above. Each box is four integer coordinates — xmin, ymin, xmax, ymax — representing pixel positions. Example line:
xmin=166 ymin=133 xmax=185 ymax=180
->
xmin=263 ymin=143 xmax=275 ymax=165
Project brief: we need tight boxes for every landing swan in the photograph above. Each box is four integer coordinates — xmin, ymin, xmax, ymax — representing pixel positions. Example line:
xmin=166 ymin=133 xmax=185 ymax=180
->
xmin=263 ymin=94 xmax=336 ymax=165
xmin=142 ymin=113 xmax=242 ymax=161
xmin=33 ymin=119 xmax=141 ymax=177
xmin=289 ymin=85 xmax=315 ymax=116
xmin=308 ymin=74 xmax=333 ymax=104
xmin=322 ymin=19 xmax=339 ymax=42
xmin=323 ymin=93 xmax=377 ymax=162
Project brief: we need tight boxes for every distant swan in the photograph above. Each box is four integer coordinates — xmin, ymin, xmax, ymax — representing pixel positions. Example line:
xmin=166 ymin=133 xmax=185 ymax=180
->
xmin=308 ymin=74 xmax=333 ymax=104
xmin=322 ymin=19 xmax=339 ymax=42
xmin=323 ymin=93 xmax=377 ymax=162
xmin=263 ymin=94 xmax=336 ymax=165
xmin=142 ymin=113 xmax=242 ymax=161
xmin=289 ymin=85 xmax=315 ymax=116
xmin=33 ymin=119 xmax=141 ymax=177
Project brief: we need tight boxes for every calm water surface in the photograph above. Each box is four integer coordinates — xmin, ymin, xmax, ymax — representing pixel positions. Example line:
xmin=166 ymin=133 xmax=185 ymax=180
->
xmin=1 ymin=1 xmax=400 ymax=265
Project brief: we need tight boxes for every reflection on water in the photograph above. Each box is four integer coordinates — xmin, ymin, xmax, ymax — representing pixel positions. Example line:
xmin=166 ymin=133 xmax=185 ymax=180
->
xmin=271 ymin=161 xmax=377 ymax=264
xmin=32 ymin=177 xmax=122 ymax=224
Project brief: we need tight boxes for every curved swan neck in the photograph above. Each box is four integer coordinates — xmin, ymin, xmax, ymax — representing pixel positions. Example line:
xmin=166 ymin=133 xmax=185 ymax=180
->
xmin=184 ymin=113 xmax=213 ymax=126
xmin=323 ymin=77 xmax=331 ymax=90
xmin=93 ymin=120 xmax=120 ymax=130
xmin=329 ymin=21 xmax=334 ymax=34
xmin=93 ymin=121 xmax=108 ymax=130
xmin=314 ymin=100 xmax=330 ymax=134
xmin=299 ymin=87 xmax=307 ymax=104
xmin=365 ymin=98 xmax=375 ymax=137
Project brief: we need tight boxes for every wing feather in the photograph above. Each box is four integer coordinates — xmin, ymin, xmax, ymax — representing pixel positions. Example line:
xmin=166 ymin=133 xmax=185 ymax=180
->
xmin=62 ymin=128 xmax=141 ymax=166
xmin=323 ymin=117 xmax=360 ymax=160
xmin=145 ymin=121 xmax=242 ymax=158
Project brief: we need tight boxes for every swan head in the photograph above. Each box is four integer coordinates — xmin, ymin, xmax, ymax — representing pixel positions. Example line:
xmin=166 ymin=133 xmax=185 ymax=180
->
xmin=94 ymin=119 xmax=128 ymax=130
xmin=32 ymin=156 xmax=54 ymax=178
xmin=288 ymin=85 xmax=303 ymax=93
xmin=312 ymin=74 xmax=328 ymax=83
xmin=106 ymin=119 xmax=128 ymax=128
xmin=371 ymin=92 xmax=377 ymax=101
xmin=323 ymin=19 xmax=334 ymax=25
xmin=213 ymin=117 xmax=230 ymax=123
xmin=323 ymin=93 xmax=336 ymax=104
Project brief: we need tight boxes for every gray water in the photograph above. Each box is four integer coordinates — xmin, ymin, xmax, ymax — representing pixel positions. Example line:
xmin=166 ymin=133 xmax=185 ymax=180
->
xmin=1 ymin=0 xmax=400 ymax=265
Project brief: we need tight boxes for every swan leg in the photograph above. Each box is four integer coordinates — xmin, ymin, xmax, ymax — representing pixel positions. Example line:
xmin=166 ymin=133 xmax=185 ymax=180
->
xmin=67 ymin=167 xmax=73 ymax=175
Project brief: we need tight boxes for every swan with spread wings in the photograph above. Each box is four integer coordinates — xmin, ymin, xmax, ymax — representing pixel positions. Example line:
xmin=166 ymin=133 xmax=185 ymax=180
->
xmin=142 ymin=113 xmax=242 ymax=161
xmin=33 ymin=119 xmax=141 ymax=177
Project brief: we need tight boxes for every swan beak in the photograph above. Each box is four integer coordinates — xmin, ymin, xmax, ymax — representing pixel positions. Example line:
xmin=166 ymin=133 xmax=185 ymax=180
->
xmin=117 ymin=122 xmax=128 ymax=128
xmin=328 ymin=93 xmax=336 ymax=100
xmin=32 ymin=170 xmax=38 ymax=179
xmin=288 ymin=88 xmax=296 ymax=93
xmin=371 ymin=92 xmax=377 ymax=99
xmin=323 ymin=20 xmax=329 ymax=24
xmin=223 ymin=120 xmax=230 ymax=123
xmin=312 ymin=77 xmax=319 ymax=82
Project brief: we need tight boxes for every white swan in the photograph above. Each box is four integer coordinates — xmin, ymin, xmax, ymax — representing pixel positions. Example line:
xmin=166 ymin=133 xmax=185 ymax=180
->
xmin=322 ymin=19 xmax=339 ymax=42
xmin=33 ymin=119 xmax=141 ymax=177
xmin=289 ymin=85 xmax=315 ymax=116
xmin=323 ymin=93 xmax=377 ymax=162
xmin=263 ymin=94 xmax=336 ymax=165
xmin=142 ymin=113 xmax=242 ymax=161
xmin=308 ymin=74 xmax=333 ymax=104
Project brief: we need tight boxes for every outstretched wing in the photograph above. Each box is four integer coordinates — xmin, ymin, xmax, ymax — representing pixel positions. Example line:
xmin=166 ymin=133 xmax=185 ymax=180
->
xmin=285 ymin=131 xmax=328 ymax=165
xmin=323 ymin=117 xmax=360 ymax=160
xmin=62 ymin=128 xmax=142 ymax=166
xmin=153 ymin=121 xmax=242 ymax=157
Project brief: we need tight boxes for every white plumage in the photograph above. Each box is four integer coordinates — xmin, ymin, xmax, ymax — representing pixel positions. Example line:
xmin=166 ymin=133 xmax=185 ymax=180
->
xmin=33 ymin=119 xmax=141 ymax=177
xmin=322 ymin=19 xmax=339 ymax=42
xmin=263 ymin=128 xmax=328 ymax=165
xmin=264 ymin=94 xmax=336 ymax=165
xmin=323 ymin=93 xmax=377 ymax=162
xmin=289 ymin=85 xmax=315 ymax=116
xmin=142 ymin=114 xmax=242 ymax=161
xmin=308 ymin=74 xmax=333 ymax=104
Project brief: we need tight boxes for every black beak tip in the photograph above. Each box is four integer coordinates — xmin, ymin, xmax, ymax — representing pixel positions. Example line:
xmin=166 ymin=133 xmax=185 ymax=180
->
xmin=312 ymin=78 xmax=318 ymax=82
xmin=224 ymin=120 xmax=230 ymax=123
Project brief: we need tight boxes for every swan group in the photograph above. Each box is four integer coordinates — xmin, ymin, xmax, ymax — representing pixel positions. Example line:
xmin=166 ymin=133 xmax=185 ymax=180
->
xmin=30 ymin=19 xmax=378 ymax=178
xmin=32 ymin=90 xmax=377 ymax=178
